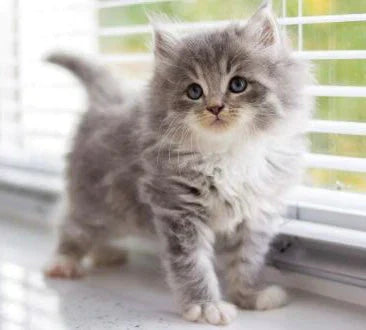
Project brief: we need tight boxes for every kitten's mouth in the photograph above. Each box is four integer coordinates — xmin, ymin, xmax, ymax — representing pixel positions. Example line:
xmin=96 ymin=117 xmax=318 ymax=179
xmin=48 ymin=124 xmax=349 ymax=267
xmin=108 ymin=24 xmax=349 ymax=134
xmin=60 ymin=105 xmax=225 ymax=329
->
xmin=210 ymin=116 xmax=226 ymax=126
xmin=196 ymin=112 xmax=232 ymax=132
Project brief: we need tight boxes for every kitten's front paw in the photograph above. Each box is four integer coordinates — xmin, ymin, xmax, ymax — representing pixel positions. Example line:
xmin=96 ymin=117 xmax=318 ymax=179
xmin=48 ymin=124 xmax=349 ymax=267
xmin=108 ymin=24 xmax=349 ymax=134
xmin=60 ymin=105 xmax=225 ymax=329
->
xmin=44 ymin=255 xmax=84 ymax=279
xmin=183 ymin=301 xmax=237 ymax=325
xmin=233 ymin=285 xmax=288 ymax=310
xmin=255 ymin=285 xmax=288 ymax=310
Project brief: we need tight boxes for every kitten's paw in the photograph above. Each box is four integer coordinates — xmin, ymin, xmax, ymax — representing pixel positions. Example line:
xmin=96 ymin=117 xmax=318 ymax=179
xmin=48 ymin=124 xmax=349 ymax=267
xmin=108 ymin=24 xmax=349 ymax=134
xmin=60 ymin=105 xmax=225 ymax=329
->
xmin=183 ymin=301 xmax=237 ymax=325
xmin=232 ymin=285 xmax=288 ymax=310
xmin=44 ymin=255 xmax=84 ymax=279
xmin=255 ymin=285 xmax=288 ymax=310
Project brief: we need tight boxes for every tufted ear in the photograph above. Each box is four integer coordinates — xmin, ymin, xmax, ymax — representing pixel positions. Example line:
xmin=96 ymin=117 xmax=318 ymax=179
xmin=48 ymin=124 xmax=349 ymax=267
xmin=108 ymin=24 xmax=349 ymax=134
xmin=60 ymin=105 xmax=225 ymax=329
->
xmin=149 ymin=13 xmax=179 ymax=63
xmin=244 ymin=1 xmax=281 ymax=48
xmin=153 ymin=28 xmax=178 ymax=61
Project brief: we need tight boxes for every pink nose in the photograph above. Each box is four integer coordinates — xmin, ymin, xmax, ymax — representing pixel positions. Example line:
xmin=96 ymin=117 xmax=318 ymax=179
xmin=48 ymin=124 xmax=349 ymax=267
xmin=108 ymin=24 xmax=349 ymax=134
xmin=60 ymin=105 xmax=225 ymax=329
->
xmin=206 ymin=104 xmax=224 ymax=116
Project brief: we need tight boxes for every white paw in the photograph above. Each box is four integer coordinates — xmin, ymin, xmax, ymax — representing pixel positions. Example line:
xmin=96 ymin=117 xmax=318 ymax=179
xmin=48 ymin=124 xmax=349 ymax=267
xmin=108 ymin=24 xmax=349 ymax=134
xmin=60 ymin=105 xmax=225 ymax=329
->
xmin=183 ymin=301 xmax=237 ymax=325
xmin=255 ymin=285 xmax=288 ymax=310
xmin=44 ymin=255 xmax=84 ymax=279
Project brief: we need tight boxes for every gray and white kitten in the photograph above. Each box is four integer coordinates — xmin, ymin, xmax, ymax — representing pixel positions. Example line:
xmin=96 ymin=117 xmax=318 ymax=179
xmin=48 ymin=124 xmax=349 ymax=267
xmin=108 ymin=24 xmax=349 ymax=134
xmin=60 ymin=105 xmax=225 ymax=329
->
xmin=45 ymin=3 xmax=313 ymax=325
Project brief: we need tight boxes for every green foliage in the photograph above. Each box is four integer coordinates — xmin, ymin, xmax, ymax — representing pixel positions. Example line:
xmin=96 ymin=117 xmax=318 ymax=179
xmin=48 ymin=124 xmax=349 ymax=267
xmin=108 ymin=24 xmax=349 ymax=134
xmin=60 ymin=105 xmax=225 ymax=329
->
xmin=315 ymin=98 xmax=366 ymax=122
xmin=100 ymin=34 xmax=151 ymax=53
xmin=310 ymin=134 xmax=366 ymax=158
xmin=99 ymin=0 xmax=264 ymax=27
xmin=315 ymin=60 xmax=366 ymax=86
xmin=307 ymin=169 xmax=366 ymax=193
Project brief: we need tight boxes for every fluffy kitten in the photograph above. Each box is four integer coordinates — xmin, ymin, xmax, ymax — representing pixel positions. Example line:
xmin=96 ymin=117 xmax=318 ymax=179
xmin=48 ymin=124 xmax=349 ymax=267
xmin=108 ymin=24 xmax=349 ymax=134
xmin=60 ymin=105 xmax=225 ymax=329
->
xmin=45 ymin=3 xmax=313 ymax=325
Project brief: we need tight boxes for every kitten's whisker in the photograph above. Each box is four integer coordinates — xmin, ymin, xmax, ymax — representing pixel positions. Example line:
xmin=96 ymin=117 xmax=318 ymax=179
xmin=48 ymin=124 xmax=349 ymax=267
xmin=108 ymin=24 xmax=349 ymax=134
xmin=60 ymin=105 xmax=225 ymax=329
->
xmin=156 ymin=115 xmax=182 ymax=165
xmin=168 ymin=127 xmax=181 ymax=164
xmin=178 ymin=126 xmax=191 ymax=172
xmin=156 ymin=120 xmax=176 ymax=165
xmin=176 ymin=127 xmax=186 ymax=172
xmin=166 ymin=123 xmax=185 ymax=165
xmin=189 ymin=130 xmax=198 ymax=172
xmin=157 ymin=114 xmax=175 ymax=135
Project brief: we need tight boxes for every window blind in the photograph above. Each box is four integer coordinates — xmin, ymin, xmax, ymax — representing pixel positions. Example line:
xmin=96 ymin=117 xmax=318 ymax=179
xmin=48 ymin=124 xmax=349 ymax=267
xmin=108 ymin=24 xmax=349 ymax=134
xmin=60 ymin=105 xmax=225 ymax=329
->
xmin=0 ymin=0 xmax=365 ymax=241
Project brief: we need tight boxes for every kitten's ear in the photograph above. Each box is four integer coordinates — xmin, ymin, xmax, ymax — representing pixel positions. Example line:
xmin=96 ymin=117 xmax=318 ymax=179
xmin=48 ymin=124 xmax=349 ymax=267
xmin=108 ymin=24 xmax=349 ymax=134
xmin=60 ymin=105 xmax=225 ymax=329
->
xmin=153 ymin=28 xmax=178 ymax=61
xmin=244 ymin=1 xmax=281 ymax=48
xmin=149 ymin=13 xmax=179 ymax=62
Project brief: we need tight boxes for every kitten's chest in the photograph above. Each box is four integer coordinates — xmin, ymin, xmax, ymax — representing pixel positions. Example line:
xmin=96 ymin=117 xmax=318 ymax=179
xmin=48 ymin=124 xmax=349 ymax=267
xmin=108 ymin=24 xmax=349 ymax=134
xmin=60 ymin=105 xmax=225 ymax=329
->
xmin=201 ymin=153 xmax=260 ymax=233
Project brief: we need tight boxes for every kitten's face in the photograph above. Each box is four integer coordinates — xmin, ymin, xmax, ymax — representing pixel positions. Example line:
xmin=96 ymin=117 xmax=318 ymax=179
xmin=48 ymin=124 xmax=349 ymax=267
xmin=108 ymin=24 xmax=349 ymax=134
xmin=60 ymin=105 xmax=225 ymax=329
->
xmin=151 ymin=6 xmax=306 ymax=143
xmin=172 ymin=41 xmax=257 ymax=134
xmin=163 ymin=30 xmax=273 ymax=136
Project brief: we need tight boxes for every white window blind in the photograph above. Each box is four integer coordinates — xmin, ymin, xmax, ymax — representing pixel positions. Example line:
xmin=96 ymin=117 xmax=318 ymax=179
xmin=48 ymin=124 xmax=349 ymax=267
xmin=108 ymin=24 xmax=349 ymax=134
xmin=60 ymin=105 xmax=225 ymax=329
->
xmin=0 ymin=0 xmax=96 ymax=173
xmin=0 ymin=0 xmax=365 ymax=244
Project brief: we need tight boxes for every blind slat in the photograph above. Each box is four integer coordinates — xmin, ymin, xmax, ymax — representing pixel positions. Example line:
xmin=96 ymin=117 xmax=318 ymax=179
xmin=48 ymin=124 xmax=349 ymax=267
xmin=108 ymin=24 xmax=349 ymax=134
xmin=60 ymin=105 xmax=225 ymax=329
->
xmin=295 ymin=50 xmax=366 ymax=60
xmin=98 ymin=0 xmax=176 ymax=9
xmin=289 ymin=186 xmax=366 ymax=213
xmin=309 ymin=120 xmax=366 ymax=136
xmin=279 ymin=13 xmax=366 ymax=25
xmin=306 ymin=86 xmax=366 ymax=98
xmin=98 ymin=13 xmax=366 ymax=36
xmin=280 ymin=220 xmax=366 ymax=249
xmin=306 ymin=154 xmax=366 ymax=172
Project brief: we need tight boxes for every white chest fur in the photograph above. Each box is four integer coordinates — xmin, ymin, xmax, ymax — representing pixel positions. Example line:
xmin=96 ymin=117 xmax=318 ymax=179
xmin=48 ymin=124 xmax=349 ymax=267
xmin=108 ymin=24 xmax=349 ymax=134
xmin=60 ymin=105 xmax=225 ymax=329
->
xmin=201 ymin=143 xmax=268 ymax=233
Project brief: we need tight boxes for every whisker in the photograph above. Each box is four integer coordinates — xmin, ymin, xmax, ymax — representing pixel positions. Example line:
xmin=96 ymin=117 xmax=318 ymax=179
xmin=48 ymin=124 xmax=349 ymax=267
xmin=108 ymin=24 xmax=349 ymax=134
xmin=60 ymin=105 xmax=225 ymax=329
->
xmin=168 ymin=125 xmax=185 ymax=164
xmin=156 ymin=115 xmax=182 ymax=165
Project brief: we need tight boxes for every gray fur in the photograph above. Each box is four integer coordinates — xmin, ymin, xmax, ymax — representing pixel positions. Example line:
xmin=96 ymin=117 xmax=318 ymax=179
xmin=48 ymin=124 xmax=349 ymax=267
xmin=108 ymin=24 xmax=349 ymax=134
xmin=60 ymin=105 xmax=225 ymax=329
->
xmin=46 ymin=3 xmax=313 ymax=324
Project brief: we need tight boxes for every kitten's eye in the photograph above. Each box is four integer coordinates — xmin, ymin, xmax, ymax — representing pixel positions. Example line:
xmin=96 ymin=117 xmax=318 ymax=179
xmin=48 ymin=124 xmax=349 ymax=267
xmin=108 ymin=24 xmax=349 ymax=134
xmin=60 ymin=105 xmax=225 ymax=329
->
xmin=187 ymin=83 xmax=203 ymax=100
xmin=229 ymin=76 xmax=247 ymax=93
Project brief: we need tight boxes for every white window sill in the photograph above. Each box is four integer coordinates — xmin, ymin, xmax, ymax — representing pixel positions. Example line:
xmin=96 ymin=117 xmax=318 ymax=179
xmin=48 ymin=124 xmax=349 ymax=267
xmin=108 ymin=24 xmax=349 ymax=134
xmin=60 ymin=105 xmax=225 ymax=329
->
xmin=0 ymin=218 xmax=365 ymax=330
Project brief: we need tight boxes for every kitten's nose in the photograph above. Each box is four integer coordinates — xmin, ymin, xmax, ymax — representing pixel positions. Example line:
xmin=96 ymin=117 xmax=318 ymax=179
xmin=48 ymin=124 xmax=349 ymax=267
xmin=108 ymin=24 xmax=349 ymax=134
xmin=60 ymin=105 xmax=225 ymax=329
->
xmin=206 ymin=104 xmax=224 ymax=116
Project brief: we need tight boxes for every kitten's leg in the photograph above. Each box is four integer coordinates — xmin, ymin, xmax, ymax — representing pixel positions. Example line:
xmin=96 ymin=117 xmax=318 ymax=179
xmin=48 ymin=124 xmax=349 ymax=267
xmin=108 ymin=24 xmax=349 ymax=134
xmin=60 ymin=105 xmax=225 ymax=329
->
xmin=155 ymin=215 xmax=237 ymax=325
xmin=216 ymin=223 xmax=288 ymax=310
xmin=45 ymin=217 xmax=107 ymax=278
xmin=88 ymin=243 xmax=128 ymax=267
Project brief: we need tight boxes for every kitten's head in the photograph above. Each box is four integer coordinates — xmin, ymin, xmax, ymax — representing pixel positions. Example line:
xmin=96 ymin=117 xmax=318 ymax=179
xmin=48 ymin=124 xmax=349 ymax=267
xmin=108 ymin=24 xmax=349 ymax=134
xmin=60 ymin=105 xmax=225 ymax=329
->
xmin=149 ymin=3 xmax=310 ymax=146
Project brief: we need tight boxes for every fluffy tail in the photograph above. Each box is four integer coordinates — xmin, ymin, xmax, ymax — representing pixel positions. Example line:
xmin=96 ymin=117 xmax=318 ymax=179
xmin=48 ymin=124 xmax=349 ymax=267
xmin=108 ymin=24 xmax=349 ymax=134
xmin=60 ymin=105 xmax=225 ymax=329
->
xmin=46 ymin=52 xmax=123 ymax=107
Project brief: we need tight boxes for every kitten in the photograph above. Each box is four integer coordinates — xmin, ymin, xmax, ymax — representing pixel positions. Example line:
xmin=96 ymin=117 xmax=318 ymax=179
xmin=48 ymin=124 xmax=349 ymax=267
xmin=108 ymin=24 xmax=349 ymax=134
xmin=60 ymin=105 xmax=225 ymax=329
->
xmin=45 ymin=2 xmax=313 ymax=325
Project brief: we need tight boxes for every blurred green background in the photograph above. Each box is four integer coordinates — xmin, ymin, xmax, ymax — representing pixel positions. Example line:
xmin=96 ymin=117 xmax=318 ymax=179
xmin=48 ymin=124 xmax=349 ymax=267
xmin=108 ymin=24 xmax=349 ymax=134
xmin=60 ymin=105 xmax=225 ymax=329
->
xmin=98 ymin=0 xmax=366 ymax=193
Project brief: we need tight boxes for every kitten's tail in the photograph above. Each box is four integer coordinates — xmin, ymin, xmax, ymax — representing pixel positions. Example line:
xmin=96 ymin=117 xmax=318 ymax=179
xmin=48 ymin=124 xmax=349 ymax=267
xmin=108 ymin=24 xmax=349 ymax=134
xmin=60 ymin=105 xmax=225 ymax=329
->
xmin=46 ymin=52 xmax=123 ymax=107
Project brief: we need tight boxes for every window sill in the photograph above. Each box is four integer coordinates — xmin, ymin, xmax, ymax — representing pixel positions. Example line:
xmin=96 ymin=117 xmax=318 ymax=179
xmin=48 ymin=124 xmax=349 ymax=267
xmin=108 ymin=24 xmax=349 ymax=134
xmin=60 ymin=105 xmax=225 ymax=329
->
xmin=0 ymin=218 xmax=366 ymax=330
